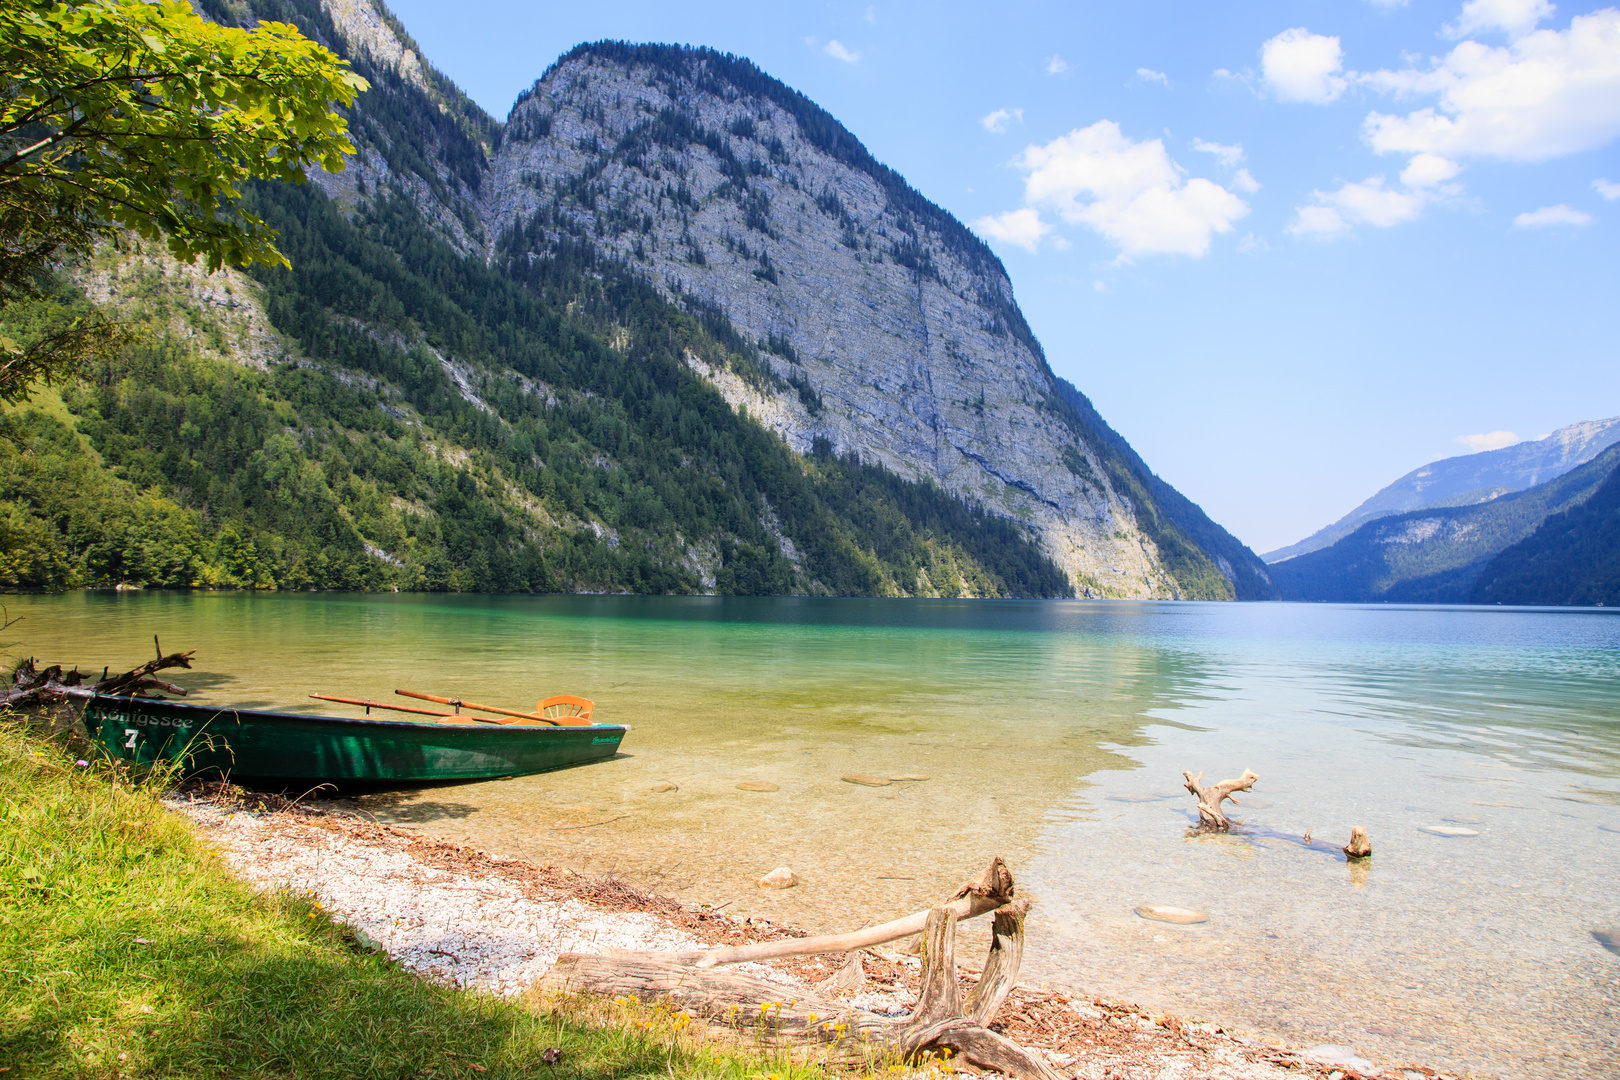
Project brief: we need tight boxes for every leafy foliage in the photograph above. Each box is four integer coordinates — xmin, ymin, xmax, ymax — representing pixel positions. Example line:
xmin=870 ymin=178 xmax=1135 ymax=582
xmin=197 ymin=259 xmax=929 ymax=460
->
xmin=0 ymin=0 xmax=363 ymax=402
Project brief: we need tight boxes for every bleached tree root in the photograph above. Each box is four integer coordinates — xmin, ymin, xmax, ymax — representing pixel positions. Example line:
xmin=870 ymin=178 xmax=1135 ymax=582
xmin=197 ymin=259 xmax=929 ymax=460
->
xmin=538 ymin=858 xmax=1060 ymax=1080
xmin=1182 ymin=768 xmax=1259 ymax=830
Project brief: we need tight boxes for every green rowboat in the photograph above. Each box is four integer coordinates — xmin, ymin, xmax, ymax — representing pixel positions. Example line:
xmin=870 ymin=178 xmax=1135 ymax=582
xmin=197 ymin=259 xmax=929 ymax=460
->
xmin=80 ymin=693 xmax=628 ymax=785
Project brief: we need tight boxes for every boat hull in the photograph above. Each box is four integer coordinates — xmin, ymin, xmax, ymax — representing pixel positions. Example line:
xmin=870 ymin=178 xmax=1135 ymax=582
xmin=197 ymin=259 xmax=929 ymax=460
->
xmin=80 ymin=695 xmax=627 ymax=785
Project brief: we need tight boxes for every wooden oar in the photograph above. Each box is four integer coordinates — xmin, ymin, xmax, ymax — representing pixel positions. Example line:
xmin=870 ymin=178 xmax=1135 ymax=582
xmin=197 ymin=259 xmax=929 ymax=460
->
xmin=308 ymin=693 xmax=493 ymax=722
xmin=395 ymin=690 xmax=556 ymax=726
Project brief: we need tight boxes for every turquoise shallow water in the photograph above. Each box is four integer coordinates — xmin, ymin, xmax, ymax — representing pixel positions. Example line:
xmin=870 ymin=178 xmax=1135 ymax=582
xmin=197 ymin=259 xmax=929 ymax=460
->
xmin=14 ymin=593 xmax=1620 ymax=1079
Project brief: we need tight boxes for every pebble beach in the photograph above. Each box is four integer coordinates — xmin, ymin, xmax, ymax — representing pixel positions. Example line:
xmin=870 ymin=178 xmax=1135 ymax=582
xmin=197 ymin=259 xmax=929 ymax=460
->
xmin=169 ymin=789 xmax=1467 ymax=1080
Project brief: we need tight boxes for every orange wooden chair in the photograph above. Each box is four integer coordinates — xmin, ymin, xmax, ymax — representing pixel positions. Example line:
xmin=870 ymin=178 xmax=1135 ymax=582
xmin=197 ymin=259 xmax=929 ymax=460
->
xmin=537 ymin=695 xmax=595 ymax=726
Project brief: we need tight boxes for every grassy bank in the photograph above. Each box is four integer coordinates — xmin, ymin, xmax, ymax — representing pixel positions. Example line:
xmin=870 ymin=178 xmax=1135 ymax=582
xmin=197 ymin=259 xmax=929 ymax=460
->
xmin=0 ymin=721 xmax=825 ymax=1080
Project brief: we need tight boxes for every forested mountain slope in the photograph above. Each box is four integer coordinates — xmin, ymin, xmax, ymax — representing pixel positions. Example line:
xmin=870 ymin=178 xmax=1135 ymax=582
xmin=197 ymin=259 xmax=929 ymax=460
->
xmin=1472 ymin=463 xmax=1620 ymax=607
xmin=1 ymin=0 xmax=1270 ymax=599
xmin=1269 ymin=445 xmax=1620 ymax=604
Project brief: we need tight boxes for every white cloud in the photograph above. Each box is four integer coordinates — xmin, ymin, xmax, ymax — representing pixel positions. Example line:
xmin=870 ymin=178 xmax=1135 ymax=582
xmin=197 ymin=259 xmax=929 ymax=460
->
xmin=1236 ymin=232 xmax=1273 ymax=253
xmin=1456 ymin=430 xmax=1521 ymax=452
xmin=1289 ymin=175 xmax=1428 ymax=238
xmin=1513 ymin=203 xmax=1593 ymax=226
xmin=1446 ymin=0 xmax=1554 ymax=40
xmin=1137 ymin=67 xmax=1171 ymax=87
xmin=1289 ymin=205 xmax=1354 ymax=240
xmin=1191 ymin=140 xmax=1258 ymax=191
xmin=1052 ymin=236 xmax=1072 ymax=250
xmin=1092 ymin=279 xmax=1108 ymax=292
xmin=980 ymin=107 xmax=1024 ymax=133
xmin=1192 ymin=138 xmax=1245 ymax=168
xmin=970 ymin=208 xmax=1051 ymax=253
xmin=1011 ymin=121 xmax=1249 ymax=259
xmin=824 ymin=40 xmax=860 ymax=63
xmin=1046 ymin=54 xmax=1069 ymax=75
xmin=1400 ymin=152 xmax=1463 ymax=187
xmin=1593 ymin=177 xmax=1620 ymax=199
xmin=1262 ymin=27 xmax=1348 ymax=103
xmin=1361 ymin=10 xmax=1620 ymax=162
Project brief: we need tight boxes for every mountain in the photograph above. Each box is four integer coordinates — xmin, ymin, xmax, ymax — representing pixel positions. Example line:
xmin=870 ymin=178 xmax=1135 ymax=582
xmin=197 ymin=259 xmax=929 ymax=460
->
xmin=1472 ymin=463 xmax=1620 ymax=606
xmin=1264 ymin=416 xmax=1620 ymax=564
xmin=0 ymin=0 xmax=1273 ymax=600
xmin=1268 ymin=444 xmax=1620 ymax=603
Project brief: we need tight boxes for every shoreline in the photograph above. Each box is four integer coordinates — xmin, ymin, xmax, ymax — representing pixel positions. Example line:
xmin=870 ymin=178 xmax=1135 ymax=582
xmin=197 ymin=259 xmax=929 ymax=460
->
xmin=171 ymin=788 xmax=1457 ymax=1080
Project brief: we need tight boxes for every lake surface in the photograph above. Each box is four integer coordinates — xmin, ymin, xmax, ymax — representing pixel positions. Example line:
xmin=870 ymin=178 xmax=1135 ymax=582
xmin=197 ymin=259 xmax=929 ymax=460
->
xmin=14 ymin=592 xmax=1620 ymax=1079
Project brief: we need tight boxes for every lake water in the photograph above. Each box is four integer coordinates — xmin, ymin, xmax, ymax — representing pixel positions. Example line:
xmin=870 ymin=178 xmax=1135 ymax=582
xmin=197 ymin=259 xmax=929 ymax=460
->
xmin=13 ymin=592 xmax=1620 ymax=1079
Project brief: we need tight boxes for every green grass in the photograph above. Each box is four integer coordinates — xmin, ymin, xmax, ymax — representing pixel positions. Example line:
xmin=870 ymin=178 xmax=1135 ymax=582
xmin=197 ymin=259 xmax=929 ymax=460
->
xmin=0 ymin=721 xmax=830 ymax=1080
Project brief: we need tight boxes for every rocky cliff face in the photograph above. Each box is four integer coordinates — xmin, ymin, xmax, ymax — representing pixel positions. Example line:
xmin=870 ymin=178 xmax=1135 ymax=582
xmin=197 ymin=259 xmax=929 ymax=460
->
xmin=482 ymin=43 xmax=1234 ymax=598
xmin=209 ymin=3 xmax=1273 ymax=599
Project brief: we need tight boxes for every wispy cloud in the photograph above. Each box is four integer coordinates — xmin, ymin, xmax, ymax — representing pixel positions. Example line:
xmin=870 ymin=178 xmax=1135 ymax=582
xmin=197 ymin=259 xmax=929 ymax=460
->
xmin=824 ymin=40 xmax=860 ymax=64
xmin=1288 ymin=176 xmax=1430 ymax=240
xmin=1192 ymin=138 xmax=1245 ymax=169
xmin=1445 ymin=0 xmax=1553 ymax=40
xmin=1136 ymin=67 xmax=1171 ymax=87
xmin=1513 ymin=204 xmax=1593 ymax=227
xmin=970 ymin=208 xmax=1050 ymax=253
xmin=1045 ymin=54 xmax=1069 ymax=75
xmin=1596 ymin=178 xmax=1620 ymax=200
xmin=980 ymin=107 xmax=1024 ymax=133
xmin=1456 ymin=430 xmax=1520 ymax=453
xmin=864 ymin=5 xmax=877 ymax=24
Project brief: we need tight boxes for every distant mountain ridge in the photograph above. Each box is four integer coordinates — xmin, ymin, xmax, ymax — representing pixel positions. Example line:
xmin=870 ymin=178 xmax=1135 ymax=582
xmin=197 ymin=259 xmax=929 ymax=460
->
xmin=1269 ymin=444 xmax=1620 ymax=603
xmin=1265 ymin=416 xmax=1620 ymax=564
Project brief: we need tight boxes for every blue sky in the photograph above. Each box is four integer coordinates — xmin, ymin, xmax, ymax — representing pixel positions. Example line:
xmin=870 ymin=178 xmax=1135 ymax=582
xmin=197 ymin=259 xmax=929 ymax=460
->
xmin=385 ymin=0 xmax=1619 ymax=554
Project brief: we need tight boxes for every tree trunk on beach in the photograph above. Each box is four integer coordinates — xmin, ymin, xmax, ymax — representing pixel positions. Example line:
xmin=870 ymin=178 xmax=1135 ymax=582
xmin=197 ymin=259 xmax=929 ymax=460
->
xmin=537 ymin=857 xmax=1061 ymax=1080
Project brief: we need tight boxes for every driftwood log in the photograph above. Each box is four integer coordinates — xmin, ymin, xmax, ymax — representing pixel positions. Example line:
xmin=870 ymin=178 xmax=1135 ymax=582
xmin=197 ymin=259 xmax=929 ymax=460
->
xmin=538 ymin=857 xmax=1060 ymax=1080
xmin=1182 ymin=768 xmax=1259 ymax=830
xmin=3 ymin=637 xmax=194 ymax=711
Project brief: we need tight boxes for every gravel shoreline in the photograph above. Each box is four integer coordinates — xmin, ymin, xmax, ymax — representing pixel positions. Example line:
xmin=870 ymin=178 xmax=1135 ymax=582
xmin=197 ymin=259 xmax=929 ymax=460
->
xmin=171 ymin=792 xmax=1461 ymax=1080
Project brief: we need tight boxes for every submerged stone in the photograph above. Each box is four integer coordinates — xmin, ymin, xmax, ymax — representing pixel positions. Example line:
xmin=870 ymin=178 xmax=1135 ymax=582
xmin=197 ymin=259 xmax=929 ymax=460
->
xmin=758 ymin=866 xmax=797 ymax=889
xmin=888 ymin=774 xmax=930 ymax=782
xmin=1419 ymin=824 xmax=1480 ymax=837
xmin=1442 ymin=815 xmax=1485 ymax=824
xmin=1134 ymin=904 xmax=1208 ymax=925
xmin=736 ymin=781 xmax=780 ymax=792
xmin=843 ymin=775 xmax=891 ymax=787
xmin=649 ymin=781 xmax=678 ymax=792
xmin=1592 ymin=928 xmax=1620 ymax=956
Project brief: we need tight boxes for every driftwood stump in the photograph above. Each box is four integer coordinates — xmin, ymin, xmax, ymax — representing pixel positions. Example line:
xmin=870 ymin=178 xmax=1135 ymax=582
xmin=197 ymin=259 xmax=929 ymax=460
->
xmin=1343 ymin=826 xmax=1372 ymax=860
xmin=537 ymin=857 xmax=1059 ymax=1080
xmin=1182 ymin=768 xmax=1259 ymax=830
xmin=4 ymin=637 xmax=195 ymax=711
